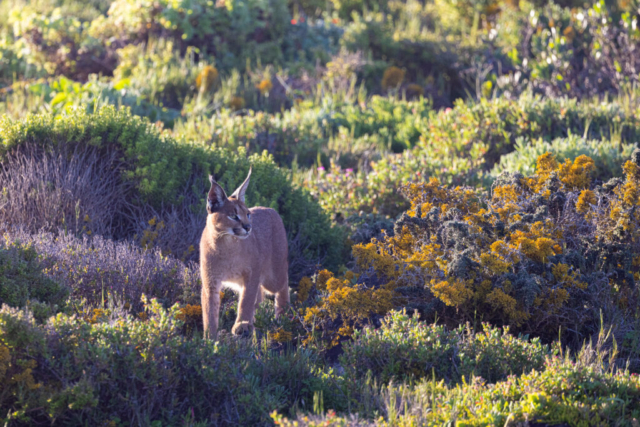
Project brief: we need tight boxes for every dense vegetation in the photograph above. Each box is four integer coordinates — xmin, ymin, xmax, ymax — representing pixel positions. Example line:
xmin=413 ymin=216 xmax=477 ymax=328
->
xmin=2 ymin=0 xmax=640 ymax=424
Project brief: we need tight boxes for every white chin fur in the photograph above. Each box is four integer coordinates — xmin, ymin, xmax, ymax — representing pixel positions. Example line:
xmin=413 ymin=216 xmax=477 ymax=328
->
xmin=234 ymin=233 xmax=250 ymax=240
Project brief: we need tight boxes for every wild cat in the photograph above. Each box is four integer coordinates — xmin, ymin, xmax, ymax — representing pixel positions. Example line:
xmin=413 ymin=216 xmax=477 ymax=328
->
xmin=200 ymin=168 xmax=289 ymax=339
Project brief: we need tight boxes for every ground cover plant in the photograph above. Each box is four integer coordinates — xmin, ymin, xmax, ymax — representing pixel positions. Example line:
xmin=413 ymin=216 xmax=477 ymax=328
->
xmin=3 ymin=0 xmax=640 ymax=424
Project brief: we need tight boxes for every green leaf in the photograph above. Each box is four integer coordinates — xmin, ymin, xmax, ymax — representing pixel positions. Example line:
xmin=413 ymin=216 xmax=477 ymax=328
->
xmin=113 ymin=78 xmax=131 ymax=91
xmin=50 ymin=93 xmax=68 ymax=106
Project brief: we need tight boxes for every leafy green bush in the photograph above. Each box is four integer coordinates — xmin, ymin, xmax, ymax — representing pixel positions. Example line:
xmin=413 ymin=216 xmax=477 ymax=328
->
xmin=341 ymin=309 xmax=550 ymax=384
xmin=8 ymin=4 xmax=115 ymax=79
xmin=173 ymin=95 xmax=430 ymax=170
xmin=0 ymin=35 xmax=45 ymax=86
xmin=0 ymin=241 xmax=67 ymax=313
xmin=517 ymin=1 xmax=640 ymax=99
xmin=341 ymin=14 xmax=465 ymax=103
xmin=491 ymin=134 xmax=636 ymax=183
xmin=0 ymin=106 xmax=343 ymax=271
xmin=308 ymin=93 xmax=640 ymax=219
xmin=93 ymin=0 xmax=291 ymax=72
xmin=0 ymin=298 xmax=345 ymax=425
xmin=275 ymin=346 xmax=640 ymax=425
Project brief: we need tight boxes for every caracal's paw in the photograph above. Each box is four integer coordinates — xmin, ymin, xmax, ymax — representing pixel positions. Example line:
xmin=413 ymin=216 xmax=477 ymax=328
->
xmin=231 ymin=321 xmax=254 ymax=336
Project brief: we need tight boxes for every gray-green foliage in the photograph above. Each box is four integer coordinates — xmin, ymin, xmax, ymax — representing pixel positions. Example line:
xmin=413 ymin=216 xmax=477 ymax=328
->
xmin=490 ymin=134 xmax=637 ymax=183
xmin=0 ymin=299 xmax=345 ymax=425
xmin=340 ymin=309 xmax=551 ymax=384
xmin=0 ymin=241 xmax=68 ymax=313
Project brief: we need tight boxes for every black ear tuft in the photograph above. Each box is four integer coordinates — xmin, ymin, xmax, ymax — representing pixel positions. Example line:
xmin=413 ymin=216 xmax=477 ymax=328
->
xmin=209 ymin=175 xmax=216 ymax=185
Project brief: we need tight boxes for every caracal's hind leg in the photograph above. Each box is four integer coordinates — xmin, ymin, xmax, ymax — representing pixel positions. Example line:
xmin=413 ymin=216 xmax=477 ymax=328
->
xmin=274 ymin=275 xmax=290 ymax=319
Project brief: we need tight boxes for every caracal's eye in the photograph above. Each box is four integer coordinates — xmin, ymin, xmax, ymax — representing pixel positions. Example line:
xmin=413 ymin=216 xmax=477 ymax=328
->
xmin=228 ymin=215 xmax=240 ymax=221
xmin=247 ymin=213 xmax=251 ymax=220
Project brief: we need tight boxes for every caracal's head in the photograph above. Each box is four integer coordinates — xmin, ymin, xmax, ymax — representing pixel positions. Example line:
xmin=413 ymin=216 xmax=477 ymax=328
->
xmin=206 ymin=168 xmax=252 ymax=239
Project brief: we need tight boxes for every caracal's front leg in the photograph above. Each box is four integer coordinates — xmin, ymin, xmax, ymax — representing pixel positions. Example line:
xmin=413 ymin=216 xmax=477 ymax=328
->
xmin=201 ymin=272 xmax=221 ymax=340
xmin=232 ymin=275 xmax=260 ymax=336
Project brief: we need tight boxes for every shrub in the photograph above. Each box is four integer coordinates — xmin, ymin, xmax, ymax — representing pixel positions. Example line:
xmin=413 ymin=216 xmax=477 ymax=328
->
xmin=340 ymin=309 xmax=550 ymax=384
xmin=491 ymin=135 xmax=636 ymax=184
xmin=0 ymin=141 xmax=132 ymax=237
xmin=173 ymin=94 xmax=431 ymax=170
xmin=410 ymin=94 xmax=640 ymax=185
xmin=519 ymin=1 xmax=640 ymax=99
xmin=309 ymin=93 xmax=640 ymax=219
xmin=112 ymin=41 xmax=206 ymax=112
xmin=1 ymin=228 xmax=200 ymax=312
xmin=0 ymin=106 xmax=342 ymax=272
xmin=93 ymin=0 xmax=291 ymax=72
xmin=301 ymin=150 xmax=640 ymax=347
xmin=0 ymin=298 xmax=344 ymax=426
xmin=8 ymin=5 xmax=116 ymax=80
xmin=0 ymin=35 xmax=45 ymax=86
xmin=0 ymin=239 xmax=68 ymax=312
xmin=274 ymin=351 xmax=640 ymax=426
xmin=341 ymin=15 xmax=465 ymax=103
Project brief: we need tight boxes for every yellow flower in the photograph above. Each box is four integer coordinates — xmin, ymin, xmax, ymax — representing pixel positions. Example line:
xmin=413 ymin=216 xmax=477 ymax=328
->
xmin=271 ymin=328 xmax=293 ymax=343
xmin=176 ymin=304 xmax=202 ymax=322
xmin=297 ymin=276 xmax=313 ymax=303
xmin=576 ymin=189 xmax=596 ymax=214
xmin=256 ymin=79 xmax=273 ymax=95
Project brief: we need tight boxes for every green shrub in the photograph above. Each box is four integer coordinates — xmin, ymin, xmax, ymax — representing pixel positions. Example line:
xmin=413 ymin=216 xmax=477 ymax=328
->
xmin=330 ymin=0 xmax=389 ymax=20
xmin=341 ymin=14 xmax=465 ymax=102
xmin=8 ymin=5 xmax=114 ymax=79
xmin=0 ymin=35 xmax=45 ymax=86
xmin=341 ymin=309 xmax=550 ymax=384
xmin=0 ymin=241 xmax=67 ymax=313
xmin=491 ymin=134 xmax=637 ymax=183
xmin=308 ymin=93 xmax=640 ymax=219
xmin=6 ymin=76 xmax=181 ymax=125
xmin=92 ymin=0 xmax=291 ymax=72
xmin=0 ymin=298 xmax=345 ymax=425
xmin=113 ymin=40 xmax=204 ymax=111
xmin=173 ymin=95 xmax=430 ymax=170
xmin=519 ymin=1 xmax=640 ymax=99
xmin=275 ymin=349 xmax=640 ymax=425
xmin=0 ymin=106 xmax=343 ymax=271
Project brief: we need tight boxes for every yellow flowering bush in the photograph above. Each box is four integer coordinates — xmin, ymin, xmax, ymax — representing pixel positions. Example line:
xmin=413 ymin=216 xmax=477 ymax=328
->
xmin=300 ymin=151 xmax=640 ymax=343
xmin=299 ymin=270 xmax=395 ymax=348
xmin=176 ymin=304 xmax=203 ymax=335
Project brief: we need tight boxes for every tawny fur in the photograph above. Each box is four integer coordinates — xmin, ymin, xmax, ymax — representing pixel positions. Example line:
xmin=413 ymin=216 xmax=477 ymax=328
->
xmin=200 ymin=169 xmax=289 ymax=339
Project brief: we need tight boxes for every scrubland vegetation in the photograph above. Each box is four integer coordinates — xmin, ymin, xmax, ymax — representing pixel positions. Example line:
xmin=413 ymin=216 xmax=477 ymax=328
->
xmin=2 ymin=0 xmax=640 ymax=424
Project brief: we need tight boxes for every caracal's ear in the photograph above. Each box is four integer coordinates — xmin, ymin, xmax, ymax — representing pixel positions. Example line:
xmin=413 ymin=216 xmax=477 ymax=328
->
xmin=207 ymin=175 xmax=228 ymax=214
xmin=230 ymin=167 xmax=251 ymax=204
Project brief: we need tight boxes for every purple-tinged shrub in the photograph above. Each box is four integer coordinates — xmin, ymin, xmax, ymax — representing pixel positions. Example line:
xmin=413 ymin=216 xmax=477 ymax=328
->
xmin=1 ymin=228 xmax=200 ymax=311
